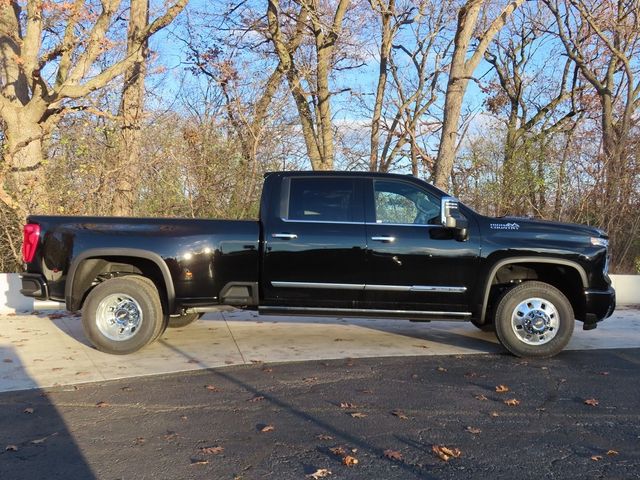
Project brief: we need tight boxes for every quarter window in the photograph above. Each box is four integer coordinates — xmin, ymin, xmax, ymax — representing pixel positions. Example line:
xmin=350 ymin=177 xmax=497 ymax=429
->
xmin=374 ymin=180 xmax=440 ymax=225
xmin=287 ymin=178 xmax=360 ymax=222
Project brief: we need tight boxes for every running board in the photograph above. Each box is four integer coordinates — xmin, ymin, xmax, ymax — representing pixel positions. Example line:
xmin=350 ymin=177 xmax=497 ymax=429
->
xmin=259 ymin=306 xmax=471 ymax=321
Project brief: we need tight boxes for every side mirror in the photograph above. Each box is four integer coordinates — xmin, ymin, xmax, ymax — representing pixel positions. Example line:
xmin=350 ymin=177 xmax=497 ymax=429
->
xmin=440 ymin=196 xmax=469 ymax=241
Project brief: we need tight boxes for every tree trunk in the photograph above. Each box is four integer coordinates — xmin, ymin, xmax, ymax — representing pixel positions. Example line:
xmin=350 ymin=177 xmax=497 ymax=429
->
xmin=434 ymin=78 xmax=467 ymax=189
xmin=3 ymin=107 xmax=47 ymax=214
xmin=113 ymin=0 xmax=149 ymax=217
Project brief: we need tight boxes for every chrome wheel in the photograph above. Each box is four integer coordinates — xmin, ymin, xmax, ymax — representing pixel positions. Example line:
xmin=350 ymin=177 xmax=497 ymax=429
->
xmin=95 ymin=293 xmax=143 ymax=341
xmin=510 ymin=297 xmax=559 ymax=345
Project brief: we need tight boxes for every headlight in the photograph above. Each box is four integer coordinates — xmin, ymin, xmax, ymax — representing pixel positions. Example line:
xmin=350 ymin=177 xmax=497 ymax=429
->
xmin=590 ymin=237 xmax=608 ymax=247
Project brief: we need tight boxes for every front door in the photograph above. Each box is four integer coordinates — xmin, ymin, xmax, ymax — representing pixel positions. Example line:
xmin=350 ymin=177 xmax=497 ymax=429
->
xmin=262 ymin=176 xmax=367 ymax=309
xmin=362 ymin=178 xmax=480 ymax=314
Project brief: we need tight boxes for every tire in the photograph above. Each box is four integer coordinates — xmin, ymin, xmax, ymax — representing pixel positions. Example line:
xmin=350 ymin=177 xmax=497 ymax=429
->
xmin=494 ymin=281 xmax=574 ymax=358
xmin=81 ymin=276 xmax=165 ymax=355
xmin=168 ymin=312 xmax=203 ymax=328
xmin=126 ymin=276 xmax=169 ymax=342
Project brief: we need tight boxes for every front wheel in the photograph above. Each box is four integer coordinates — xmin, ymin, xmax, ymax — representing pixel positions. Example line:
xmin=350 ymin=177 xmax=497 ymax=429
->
xmin=494 ymin=281 xmax=574 ymax=358
xmin=82 ymin=276 xmax=165 ymax=355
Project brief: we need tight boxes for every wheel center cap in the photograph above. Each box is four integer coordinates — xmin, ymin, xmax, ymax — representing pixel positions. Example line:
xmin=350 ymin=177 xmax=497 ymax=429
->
xmin=527 ymin=311 xmax=548 ymax=333
xmin=115 ymin=309 xmax=130 ymax=324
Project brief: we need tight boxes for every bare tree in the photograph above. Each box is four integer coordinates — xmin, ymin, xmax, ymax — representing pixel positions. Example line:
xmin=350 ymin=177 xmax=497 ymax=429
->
xmin=433 ymin=0 xmax=525 ymax=189
xmin=0 ymin=0 xmax=188 ymax=214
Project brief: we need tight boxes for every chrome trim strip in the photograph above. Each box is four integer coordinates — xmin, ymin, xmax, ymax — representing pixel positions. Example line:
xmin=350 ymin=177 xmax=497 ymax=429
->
xmin=271 ymin=281 xmax=467 ymax=293
xmin=260 ymin=306 xmax=472 ymax=317
xmin=281 ymin=217 xmax=364 ymax=225
xmin=366 ymin=285 xmax=467 ymax=293
xmin=366 ymin=222 xmax=442 ymax=227
xmin=271 ymin=281 xmax=365 ymax=290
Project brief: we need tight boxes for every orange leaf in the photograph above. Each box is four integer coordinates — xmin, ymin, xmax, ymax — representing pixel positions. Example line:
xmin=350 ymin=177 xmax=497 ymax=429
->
xmin=584 ymin=398 xmax=599 ymax=406
xmin=504 ymin=398 xmax=520 ymax=406
xmin=260 ymin=424 xmax=274 ymax=433
xmin=342 ymin=455 xmax=358 ymax=467
xmin=329 ymin=446 xmax=347 ymax=457
xmin=606 ymin=449 xmax=619 ymax=456
xmin=495 ymin=385 xmax=510 ymax=393
xmin=432 ymin=445 xmax=461 ymax=461
xmin=200 ymin=446 xmax=224 ymax=455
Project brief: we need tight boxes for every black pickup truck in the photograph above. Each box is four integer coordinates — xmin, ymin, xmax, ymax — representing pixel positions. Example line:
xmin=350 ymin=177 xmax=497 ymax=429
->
xmin=20 ymin=171 xmax=615 ymax=357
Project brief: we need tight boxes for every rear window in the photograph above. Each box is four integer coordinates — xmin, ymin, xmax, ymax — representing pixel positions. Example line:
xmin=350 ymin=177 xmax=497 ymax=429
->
xmin=286 ymin=178 xmax=360 ymax=222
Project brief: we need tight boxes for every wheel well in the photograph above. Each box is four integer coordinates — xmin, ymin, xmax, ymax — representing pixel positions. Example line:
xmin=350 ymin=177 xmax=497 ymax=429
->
xmin=484 ymin=262 xmax=586 ymax=324
xmin=68 ymin=256 xmax=169 ymax=313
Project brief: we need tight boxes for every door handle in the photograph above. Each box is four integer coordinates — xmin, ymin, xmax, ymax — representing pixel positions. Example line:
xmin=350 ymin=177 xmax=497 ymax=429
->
xmin=371 ymin=236 xmax=395 ymax=242
xmin=272 ymin=233 xmax=298 ymax=240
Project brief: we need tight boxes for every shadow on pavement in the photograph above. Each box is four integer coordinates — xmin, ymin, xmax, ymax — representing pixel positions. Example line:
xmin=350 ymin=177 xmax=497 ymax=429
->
xmin=0 ymin=345 xmax=95 ymax=480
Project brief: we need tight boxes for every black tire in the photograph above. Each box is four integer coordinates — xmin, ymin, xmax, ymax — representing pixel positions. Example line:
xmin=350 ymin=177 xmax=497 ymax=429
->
xmin=81 ymin=276 xmax=164 ymax=355
xmin=494 ymin=281 xmax=574 ymax=358
xmin=168 ymin=312 xmax=203 ymax=328
xmin=127 ymin=276 xmax=169 ymax=342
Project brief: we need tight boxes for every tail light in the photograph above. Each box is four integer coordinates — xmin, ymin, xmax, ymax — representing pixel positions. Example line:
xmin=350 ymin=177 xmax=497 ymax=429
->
xmin=22 ymin=223 xmax=40 ymax=263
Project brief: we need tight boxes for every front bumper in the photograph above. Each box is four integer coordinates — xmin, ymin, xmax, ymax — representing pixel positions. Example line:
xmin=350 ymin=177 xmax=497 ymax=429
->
xmin=583 ymin=286 xmax=616 ymax=328
xmin=19 ymin=273 xmax=48 ymax=300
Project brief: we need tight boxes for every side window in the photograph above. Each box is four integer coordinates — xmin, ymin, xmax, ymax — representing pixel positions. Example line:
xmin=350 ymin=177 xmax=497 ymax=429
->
xmin=287 ymin=178 xmax=360 ymax=222
xmin=374 ymin=180 xmax=440 ymax=225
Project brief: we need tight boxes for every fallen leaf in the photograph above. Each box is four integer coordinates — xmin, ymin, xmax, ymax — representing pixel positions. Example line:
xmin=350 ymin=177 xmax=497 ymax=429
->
xmin=309 ymin=468 xmax=332 ymax=479
xmin=200 ymin=446 xmax=224 ymax=455
xmin=260 ymin=424 xmax=274 ymax=433
xmin=606 ymin=449 xmax=619 ymax=456
xmin=5 ymin=445 xmax=18 ymax=451
xmin=248 ymin=395 xmax=265 ymax=402
xmin=358 ymin=389 xmax=373 ymax=394
xmin=391 ymin=409 xmax=408 ymax=420
xmin=384 ymin=449 xmax=403 ymax=461
xmin=329 ymin=446 xmax=347 ymax=457
xmin=180 ymin=415 xmax=188 ymax=421
xmin=304 ymin=376 xmax=319 ymax=383
xmin=466 ymin=426 xmax=481 ymax=434
xmin=340 ymin=402 xmax=357 ymax=409
xmin=95 ymin=401 xmax=109 ymax=408
xmin=121 ymin=386 xmax=132 ymax=392
xmin=504 ymin=398 xmax=520 ymax=407
xmin=317 ymin=434 xmax=333 ymax=441
xmin=349 ymin=412 xmax=367 ymax=418
xmin=474 ymin=394 xmax=488 ymax=401
xmin=489 ymin=411 xmax=500 ymax=417
xmin=437 ymin=366 xmax=447 ymax=372
xmin=432 ymin=445 xmax=462 ymax=462
xmin=23 ymin=407 xmax=34 ymax=414
xmin=262 ymin=367 xmax=273 ymax=373
xmin=190 ymin=459 xmax=209 ymax=466
xmin=495 ymin=385 xmax=510 ymax=393
xmin=591 ymin=455 xmax=603 ymax=461
xmin=342 ymin=455 xmax=358 ymax=467
xmin=584 ymin=398 xmax=599 ymax=407
xmin=163 ymin=431 xmax=178 ymax=441
xmin=31 ymin=432 xmax=58 ymax=444
xmin=133 ymin=437 xmax=145 ymax=445
xmin=204 ymin=384 xmax=220 ymax=392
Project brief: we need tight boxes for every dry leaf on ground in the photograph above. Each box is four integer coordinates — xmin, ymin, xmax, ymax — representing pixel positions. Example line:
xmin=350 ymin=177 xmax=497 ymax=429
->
xmin=317 ymin=434 xmax=333 ymax=441
xmin=391 ymin=409 xmax=408 ymax=420
xmin=342 ymin=455 xmax=358 ymax=467
xmin=95 ymin=401 xmax=109 ymax=408
xmin=200 ymin=446 xmax=224 ymax=455
xmin=190 ymin=459 xmax=209 ymax=466
xmin=23 ymin=408 xmax=34 ymax=414
xmin=437 ymin=367 xmax=447 ymax=372
xmin=475 ymin=394 xmax=488 ymax=401
xmin=504 ymin=398 xmax=520 ymax=406
xmin=248 ymin=395 xmax=265 ymax=402
xmin=432 ymin=445 xmax=462 ymax=461
xmin=329 ymin=446 xmax=347 ymax=457
xmin=133 ymin=437 xmax=145 ymax=445
xmin=607 ymin=450 xmax=619 ymax=456
xmin=495 ymin=385 xmax=510 ymax=393
xmin=5 ymin=445 xmax=18 ymax=451
xmin=384 ymin=449 xmax=403 ymax=461
xmin=260 ymin=424 xmax=275 ymax=433
xmin=591 ymin=455 xmax=603 ymax=461
xmin=349 ymin=412 xmax=367 ymax=418
xmin=309 ymin=469 xmax=332 ymax=479
xmin=584 ymin=398 xmax=599 ymax=406
xmin=466 ymin=426 xmax=481 ymax=434
xmin=205 ymin=384 xmax=220 ymax=392
xmin=489 ymin=411 xmax=500 ymax=417
xmin=340 ymin=402 xmax=356 ymax=409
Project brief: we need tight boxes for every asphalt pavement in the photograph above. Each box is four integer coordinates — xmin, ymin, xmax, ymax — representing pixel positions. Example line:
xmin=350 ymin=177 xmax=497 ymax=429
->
xmin=1 ymin=348 xmax=639 ymax=480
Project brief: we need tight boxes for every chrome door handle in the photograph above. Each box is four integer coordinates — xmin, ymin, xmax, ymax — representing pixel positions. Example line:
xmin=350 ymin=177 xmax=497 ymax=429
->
xmin=371 ymin=236 xmax=395 ymax=242
xmin=272 ymin=233 xmax=298 ymax=240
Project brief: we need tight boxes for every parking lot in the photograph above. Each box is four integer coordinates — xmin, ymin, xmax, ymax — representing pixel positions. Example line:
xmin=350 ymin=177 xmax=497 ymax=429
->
xmin=1 ymin=309 xmax=639 ymax=479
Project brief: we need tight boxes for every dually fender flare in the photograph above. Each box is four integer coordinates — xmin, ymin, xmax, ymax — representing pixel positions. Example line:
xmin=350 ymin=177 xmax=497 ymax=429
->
xmin=479 ymin=256 xmax=588 ymax=324
xmin=65 ymin=248 xmax=176 ymax=312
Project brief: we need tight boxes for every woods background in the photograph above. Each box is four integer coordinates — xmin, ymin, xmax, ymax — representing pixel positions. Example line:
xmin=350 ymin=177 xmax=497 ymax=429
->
xmin=0 ymin=0 xmax=638 ymax=273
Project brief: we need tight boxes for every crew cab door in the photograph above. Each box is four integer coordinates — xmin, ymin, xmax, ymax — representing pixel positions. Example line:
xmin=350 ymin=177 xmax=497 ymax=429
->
xmin=262 ymin=176 xmax=367 ymax=309
xmin=362 ymin=178 xmax=480 ymax=314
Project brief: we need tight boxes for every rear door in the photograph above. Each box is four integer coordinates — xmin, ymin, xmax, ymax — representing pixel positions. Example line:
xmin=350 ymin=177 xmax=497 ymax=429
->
xmin=261 ymin=175 xmax=367 ymax=309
